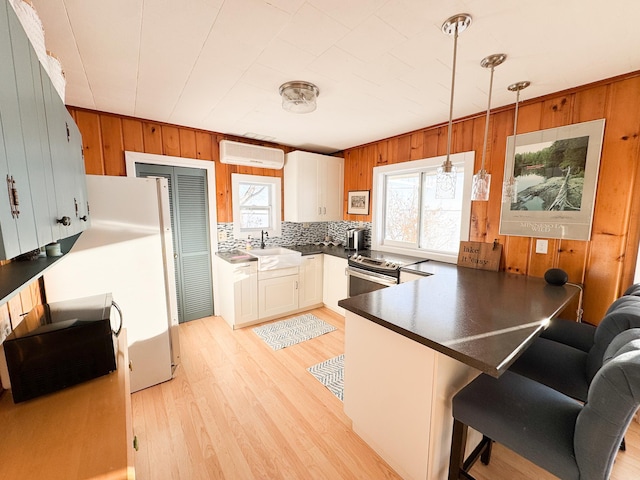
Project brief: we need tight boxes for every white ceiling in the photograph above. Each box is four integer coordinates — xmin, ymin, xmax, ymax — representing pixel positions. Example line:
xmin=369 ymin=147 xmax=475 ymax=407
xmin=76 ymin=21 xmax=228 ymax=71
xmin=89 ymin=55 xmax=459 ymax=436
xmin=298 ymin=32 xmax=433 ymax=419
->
xmin=29 ymin=0 xmax=640 ymax=154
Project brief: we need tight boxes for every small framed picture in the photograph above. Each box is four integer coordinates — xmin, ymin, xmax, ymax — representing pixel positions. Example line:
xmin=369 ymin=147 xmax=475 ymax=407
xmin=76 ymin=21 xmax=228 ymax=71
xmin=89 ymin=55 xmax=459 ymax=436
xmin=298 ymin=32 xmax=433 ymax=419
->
xmin=347 ymin=190 xmax=370 ymax=215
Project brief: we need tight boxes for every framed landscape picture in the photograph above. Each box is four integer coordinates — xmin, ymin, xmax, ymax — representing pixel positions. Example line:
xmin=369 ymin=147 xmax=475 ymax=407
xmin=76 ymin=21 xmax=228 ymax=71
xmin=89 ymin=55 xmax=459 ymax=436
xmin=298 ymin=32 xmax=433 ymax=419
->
xmin=348 ymin=190 xmax=370 ymax=215
xmin=499 ymin=119 xmax=605 ymax=241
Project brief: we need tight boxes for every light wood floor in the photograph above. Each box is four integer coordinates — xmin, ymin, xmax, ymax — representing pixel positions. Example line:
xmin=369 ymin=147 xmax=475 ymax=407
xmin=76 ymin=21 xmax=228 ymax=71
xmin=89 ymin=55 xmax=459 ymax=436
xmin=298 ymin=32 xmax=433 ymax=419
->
xmin=132 ymin=307 xmax=640 ymax=479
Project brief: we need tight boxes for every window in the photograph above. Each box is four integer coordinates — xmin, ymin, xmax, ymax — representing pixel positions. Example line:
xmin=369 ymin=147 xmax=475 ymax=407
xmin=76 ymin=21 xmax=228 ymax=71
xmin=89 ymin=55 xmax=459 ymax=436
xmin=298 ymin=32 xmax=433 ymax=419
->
xmin=372 ymin=152 xmax=474 ymax=263
xmin=232 ymin=174 xmax=281 ymax=239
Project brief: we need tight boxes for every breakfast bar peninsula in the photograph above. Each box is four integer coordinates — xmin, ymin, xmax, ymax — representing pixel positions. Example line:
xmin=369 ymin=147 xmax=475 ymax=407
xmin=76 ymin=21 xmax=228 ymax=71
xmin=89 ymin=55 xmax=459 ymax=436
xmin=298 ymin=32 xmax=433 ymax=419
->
xmin=338 ymin=261 xmax=579 ymax=480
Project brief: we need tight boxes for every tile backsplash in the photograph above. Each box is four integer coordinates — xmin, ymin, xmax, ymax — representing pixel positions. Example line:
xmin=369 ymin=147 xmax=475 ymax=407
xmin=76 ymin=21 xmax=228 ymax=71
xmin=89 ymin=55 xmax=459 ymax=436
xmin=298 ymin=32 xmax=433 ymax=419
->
xmin=216 ymin=221 xmax=372 ymax=251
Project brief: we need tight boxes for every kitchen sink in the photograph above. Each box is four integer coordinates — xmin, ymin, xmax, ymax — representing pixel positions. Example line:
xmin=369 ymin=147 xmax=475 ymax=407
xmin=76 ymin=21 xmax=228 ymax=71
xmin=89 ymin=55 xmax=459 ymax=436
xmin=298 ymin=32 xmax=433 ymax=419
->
xmin=241 ymin=247 xmax=302 ymax=271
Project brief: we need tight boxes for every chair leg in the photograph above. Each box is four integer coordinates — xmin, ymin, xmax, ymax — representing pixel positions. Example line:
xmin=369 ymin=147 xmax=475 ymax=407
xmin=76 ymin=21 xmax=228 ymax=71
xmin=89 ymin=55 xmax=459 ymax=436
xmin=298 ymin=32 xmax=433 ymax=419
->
xmin=480 ymin=436 xmax=493 ymax=465
xmin=449 ymin=419 xmax=468 ymax=480
xmin=462 ymin=435 xmax=493 ymax=472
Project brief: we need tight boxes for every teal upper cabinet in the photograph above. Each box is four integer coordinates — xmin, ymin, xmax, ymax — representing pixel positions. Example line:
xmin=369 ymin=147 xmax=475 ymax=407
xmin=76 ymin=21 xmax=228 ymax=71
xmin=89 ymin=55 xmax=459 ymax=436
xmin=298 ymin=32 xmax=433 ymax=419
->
xmin=0 ymin=0 xmax=88 ymax=260
xmin=42 ymin=74 xmax=90 ymax=238
xmin=65 ymin=109 xmax=90 ymax=233
xmin=8 ymin=5 xmax=55 ymax=248
xmin=0 ymin=0 xmax=38 ymax=258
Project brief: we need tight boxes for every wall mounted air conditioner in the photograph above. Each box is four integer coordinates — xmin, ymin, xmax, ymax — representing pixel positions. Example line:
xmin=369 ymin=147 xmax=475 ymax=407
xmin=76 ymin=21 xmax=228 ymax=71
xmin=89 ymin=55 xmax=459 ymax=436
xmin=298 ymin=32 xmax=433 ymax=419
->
xmin=219 ymin=140 xmax=285 ymax=169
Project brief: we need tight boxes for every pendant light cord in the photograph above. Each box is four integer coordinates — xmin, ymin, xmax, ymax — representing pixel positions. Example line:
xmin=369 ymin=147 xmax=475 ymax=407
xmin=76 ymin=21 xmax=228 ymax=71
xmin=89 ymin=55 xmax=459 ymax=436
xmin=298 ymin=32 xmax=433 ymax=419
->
xmin=513 ymin=87 xmax=521 ymax=142
xmin=445 ymin=26 xmax=459 ymax=170
xmin=480 ymin=66 xmax=495 ymax=176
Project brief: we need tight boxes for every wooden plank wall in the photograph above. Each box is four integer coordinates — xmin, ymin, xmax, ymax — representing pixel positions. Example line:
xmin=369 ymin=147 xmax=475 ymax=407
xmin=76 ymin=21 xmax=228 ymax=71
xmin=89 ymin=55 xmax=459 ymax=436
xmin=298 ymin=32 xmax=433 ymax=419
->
xmin=0 ymin=275 xmax=43 ymax=340
xmin=69 ymin=108 xmax=295 ymax=223
xmin=28 ymin=71 xmax=636 ymax=325
xmin=0 ymin=112 xmax=291 ymax=363
xmin=343 ymin=72 xmax=640 ymax=324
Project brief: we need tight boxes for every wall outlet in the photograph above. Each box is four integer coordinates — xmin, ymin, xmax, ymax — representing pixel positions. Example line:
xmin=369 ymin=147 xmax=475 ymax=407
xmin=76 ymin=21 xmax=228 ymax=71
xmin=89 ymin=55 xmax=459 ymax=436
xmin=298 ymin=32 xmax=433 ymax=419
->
xmin=218 ymin=230 xmax=227 ymax=242
xmin=302 ymin=222 xmax=310 ymax=228
xmin=535 ymin=239 xmax=548 ymax=254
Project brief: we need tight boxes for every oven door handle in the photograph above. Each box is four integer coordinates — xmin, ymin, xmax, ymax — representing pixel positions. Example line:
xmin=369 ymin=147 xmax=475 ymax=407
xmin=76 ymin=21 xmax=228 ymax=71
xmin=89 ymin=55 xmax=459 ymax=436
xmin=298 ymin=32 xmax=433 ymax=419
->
xmin=345 ymin=267 xmax=398 ymax=286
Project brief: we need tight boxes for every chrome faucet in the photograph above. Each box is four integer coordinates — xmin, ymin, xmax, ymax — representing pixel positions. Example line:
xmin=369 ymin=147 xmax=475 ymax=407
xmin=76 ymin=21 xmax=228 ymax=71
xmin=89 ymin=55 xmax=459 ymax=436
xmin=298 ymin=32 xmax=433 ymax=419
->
xmin=261 ymin=230 xmax=269 ymax=249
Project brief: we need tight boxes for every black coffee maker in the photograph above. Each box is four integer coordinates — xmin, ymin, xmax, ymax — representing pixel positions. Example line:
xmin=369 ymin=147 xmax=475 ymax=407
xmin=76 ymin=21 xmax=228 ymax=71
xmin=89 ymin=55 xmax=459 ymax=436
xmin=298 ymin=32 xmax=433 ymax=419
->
xmin=345 ymin=227 xmax=366 ymax=250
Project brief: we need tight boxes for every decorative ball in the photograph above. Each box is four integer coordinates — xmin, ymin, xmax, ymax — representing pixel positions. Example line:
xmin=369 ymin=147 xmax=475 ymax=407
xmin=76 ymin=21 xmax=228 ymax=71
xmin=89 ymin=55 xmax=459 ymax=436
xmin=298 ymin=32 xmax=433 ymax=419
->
xmin=544 ymin=268 xmax=568 ymax=286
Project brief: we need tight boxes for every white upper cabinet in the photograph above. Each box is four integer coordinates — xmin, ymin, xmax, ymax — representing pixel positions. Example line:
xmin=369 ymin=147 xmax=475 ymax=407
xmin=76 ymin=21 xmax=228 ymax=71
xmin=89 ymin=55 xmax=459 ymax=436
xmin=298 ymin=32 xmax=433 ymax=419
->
xmin=284 ymin=151 xmax=344 ymax=222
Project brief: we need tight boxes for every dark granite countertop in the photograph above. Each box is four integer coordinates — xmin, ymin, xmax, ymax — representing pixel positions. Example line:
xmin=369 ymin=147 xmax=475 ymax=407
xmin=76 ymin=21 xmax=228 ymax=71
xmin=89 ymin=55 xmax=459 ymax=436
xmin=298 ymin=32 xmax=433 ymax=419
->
xmin=217 ymin=244 xmax=354 ymax=263
xmin=217 ymin=244 xmax=430 ymax=265
xmin=0 ymin=234 xmax=81 ymax=306
xmin=215 ymin=250 xmax=257 ymax=264
xmin=338 ymin=266 xmax=579 ymax=377
xmin=285 ymin=244 xmax=352 ymax=258
xmin=400 ymin=259 xmax=457 ymax=277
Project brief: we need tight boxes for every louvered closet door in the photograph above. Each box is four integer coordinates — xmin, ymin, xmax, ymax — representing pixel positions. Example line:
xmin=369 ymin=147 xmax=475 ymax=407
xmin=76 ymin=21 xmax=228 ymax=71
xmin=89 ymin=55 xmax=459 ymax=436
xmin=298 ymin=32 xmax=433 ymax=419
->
xmin=135 ymin=163 xmax=213 ymax=323
xmin=174 ymin=167 xmax=213 ymax=321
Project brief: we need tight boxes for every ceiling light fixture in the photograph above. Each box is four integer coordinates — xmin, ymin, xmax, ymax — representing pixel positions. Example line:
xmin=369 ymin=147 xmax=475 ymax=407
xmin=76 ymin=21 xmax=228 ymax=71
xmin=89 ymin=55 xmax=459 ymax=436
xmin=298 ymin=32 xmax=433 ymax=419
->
xmin=471 ymin=53 xmax=506 ymax=201
xmin=279 ymin=81 xmax=320 ymax=114
xmin=436 ymin=14 xmax=472 ymax=199
xmin=502 ymin=81 xmax=531 ymax=203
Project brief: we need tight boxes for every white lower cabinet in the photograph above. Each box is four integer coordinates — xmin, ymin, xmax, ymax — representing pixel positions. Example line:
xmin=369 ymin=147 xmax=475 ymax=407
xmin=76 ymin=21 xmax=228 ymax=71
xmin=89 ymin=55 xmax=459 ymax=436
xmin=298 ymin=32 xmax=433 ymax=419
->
xmin=217 ymin=257 xmax=258 ymax=329
xmin=258 ymin=266 xmax=299 ymax=319
xmin=323 ymin=254 xmax=348 ymax=315
xmin=299 ymin=254 xmax=323 ymax=309
xmin=218 ymin=253 xmax=346 ymax=328
xmin=235 ymin=263 xmax=258 ymax=325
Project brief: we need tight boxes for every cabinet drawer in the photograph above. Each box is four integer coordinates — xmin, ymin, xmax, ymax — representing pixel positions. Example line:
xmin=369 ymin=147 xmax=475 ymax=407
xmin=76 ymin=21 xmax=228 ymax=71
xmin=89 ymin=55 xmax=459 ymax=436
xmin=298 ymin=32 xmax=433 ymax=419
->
xmin=258 ymin=266 xmax=299 ymax=280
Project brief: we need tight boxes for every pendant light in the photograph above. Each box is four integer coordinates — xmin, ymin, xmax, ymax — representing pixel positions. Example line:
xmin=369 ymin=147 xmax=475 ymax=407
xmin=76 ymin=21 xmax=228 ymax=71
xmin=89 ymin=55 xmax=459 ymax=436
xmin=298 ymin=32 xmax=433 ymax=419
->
xmin=502 ymin=81 xmax=531 ymax=203
xmin=436 ymin=14 xmax=472 ymax=199
xmin=471 ymin=53 xmax=506 ymax=201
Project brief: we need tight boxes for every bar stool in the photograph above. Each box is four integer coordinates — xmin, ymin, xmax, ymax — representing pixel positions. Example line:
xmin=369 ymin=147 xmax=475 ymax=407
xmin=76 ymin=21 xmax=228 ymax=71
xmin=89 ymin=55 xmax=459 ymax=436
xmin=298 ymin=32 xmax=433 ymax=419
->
xmin=510 ymin=306 xmax=640 ymax=401
xmin=540 ymin=287 xmax=640 ymax=352
xmin=448 ymin=333 xmax=640 ymax=480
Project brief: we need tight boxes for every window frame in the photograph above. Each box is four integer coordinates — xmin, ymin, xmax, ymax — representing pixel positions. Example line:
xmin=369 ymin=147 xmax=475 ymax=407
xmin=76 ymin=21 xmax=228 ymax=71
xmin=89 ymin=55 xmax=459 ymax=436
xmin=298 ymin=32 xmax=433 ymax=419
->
xmin=371 ymin=151 xmax=475 ymax=263
xmin=231 ymin=173 xmax=282 ymax=239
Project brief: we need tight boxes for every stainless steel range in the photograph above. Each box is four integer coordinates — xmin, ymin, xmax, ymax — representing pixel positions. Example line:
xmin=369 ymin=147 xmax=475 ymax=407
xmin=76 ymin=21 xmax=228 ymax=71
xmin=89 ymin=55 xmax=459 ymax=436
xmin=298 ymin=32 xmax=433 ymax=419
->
xmin=346 ymin=251 xmax=425 ymax=297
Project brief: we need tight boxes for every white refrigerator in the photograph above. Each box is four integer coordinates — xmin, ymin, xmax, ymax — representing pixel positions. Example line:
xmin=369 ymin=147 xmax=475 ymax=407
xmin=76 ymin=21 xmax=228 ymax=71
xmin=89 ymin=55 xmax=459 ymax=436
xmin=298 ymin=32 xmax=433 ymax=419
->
xmin=44 ymin=175 xmax=180 ymax=392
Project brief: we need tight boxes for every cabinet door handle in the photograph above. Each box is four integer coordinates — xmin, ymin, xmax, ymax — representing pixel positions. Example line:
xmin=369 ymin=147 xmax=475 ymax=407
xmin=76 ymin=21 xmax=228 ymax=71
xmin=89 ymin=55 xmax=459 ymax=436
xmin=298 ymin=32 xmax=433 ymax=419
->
xmin=318 ymin=207 xmax=322 ymax=215
xmin=323 ymin=207 xmax=326 ymax=214
xmin=295 ymin=281 xmax=298 ymax=290
xmin=6 ymin=175 xmax=20 ymax=218
xmin=133 ymin=436 xmax=139 ymax=451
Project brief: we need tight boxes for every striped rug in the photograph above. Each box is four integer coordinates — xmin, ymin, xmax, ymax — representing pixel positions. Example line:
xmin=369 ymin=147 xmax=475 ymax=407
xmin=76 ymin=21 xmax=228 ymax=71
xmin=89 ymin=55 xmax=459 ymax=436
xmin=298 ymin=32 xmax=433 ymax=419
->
xmin=252 ymin=314 xmax=336 ymax=350
xmin=307 ymin=354 xmax=344 ymax=401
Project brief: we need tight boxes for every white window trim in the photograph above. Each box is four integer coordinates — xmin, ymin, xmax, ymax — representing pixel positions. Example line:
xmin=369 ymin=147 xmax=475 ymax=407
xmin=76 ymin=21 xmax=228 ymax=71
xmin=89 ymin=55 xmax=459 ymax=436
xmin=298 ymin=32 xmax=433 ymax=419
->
xmin=231 ymin=173 xmax=282 ymax=239
xmin=371 ymin=151 xmax=475 ymax=263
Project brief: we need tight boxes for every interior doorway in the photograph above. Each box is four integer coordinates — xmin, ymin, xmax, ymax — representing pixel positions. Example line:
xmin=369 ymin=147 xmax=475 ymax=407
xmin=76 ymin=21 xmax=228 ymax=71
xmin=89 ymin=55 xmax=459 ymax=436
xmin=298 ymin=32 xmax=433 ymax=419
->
xmin=125 ymin=151 xmax=219 ymax=321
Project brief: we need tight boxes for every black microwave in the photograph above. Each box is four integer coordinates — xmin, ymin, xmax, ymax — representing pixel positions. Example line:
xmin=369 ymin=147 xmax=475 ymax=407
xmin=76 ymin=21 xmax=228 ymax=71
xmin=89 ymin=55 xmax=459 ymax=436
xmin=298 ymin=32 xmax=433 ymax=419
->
xmin=3 ymin=293 xmax=121 ymax=403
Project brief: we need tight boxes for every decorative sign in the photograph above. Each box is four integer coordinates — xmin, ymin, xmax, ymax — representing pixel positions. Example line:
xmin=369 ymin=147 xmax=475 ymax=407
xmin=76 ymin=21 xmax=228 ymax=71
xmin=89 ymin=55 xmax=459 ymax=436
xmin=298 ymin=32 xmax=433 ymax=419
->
xmin=499 ymin=119 xmax=605 ymax=241
xmin=457 ymin=241 xmax=502 ymax=271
